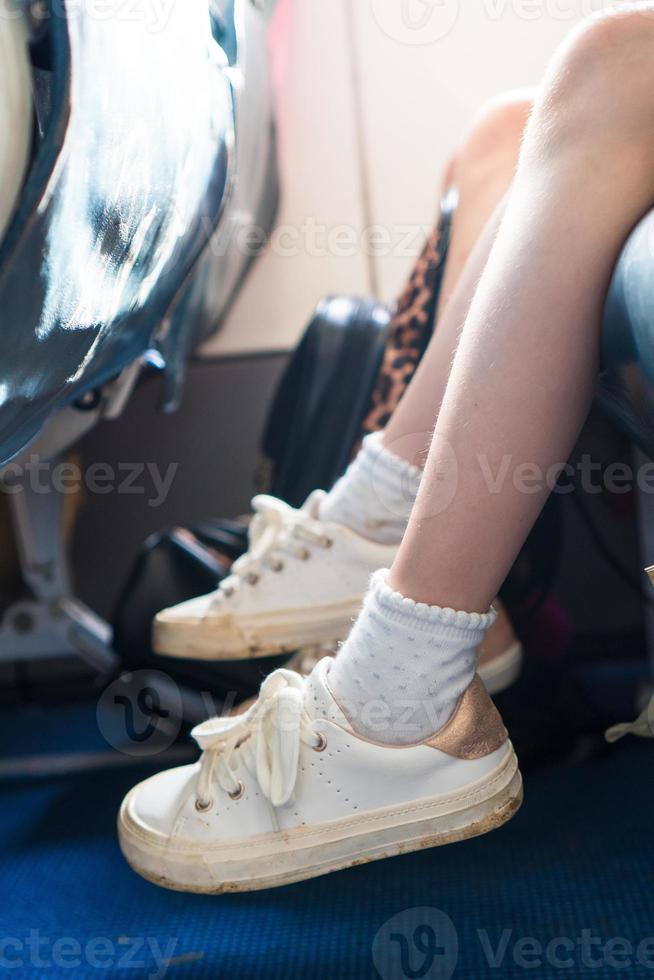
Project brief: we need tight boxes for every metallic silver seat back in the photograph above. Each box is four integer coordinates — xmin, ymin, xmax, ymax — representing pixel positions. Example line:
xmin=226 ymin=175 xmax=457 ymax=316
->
xmin=0 ymin=0 xmax=278 ymax=464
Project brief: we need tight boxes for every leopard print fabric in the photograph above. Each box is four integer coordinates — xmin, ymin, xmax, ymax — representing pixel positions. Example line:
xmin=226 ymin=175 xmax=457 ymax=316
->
xmin=361 ymin=221 xmax=446 ymax=435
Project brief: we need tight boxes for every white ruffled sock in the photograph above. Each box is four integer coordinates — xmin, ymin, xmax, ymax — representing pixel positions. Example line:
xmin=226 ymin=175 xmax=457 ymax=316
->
xmin=319 ymin=431 xmax=422 ymax=545
xmin=329 ymin=570 xmax=496 ymax=744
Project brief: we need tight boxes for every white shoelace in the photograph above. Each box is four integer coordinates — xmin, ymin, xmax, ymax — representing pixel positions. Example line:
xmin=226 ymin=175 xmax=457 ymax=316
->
xmin=213 ymin=493 xmax=332 ymax=602
xmin=192 ymin=668 xmax=324 ymax=809
xmin=606 ymin=692 xmax=654 ymax=742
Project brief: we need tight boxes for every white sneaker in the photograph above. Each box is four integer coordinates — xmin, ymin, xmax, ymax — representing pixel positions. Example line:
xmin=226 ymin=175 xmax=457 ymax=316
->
xmin=153 ymin=492 xmax=397 ymax=660
xmin=118 ymin=658 xmax=523 ymax=893
xmin=153 ymin=493 xmax=523 ymax=696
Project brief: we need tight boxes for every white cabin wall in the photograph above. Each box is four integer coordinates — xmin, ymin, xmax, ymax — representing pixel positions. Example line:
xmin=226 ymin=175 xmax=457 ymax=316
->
xmin=207 ymin=0 xmax=587 ymax=355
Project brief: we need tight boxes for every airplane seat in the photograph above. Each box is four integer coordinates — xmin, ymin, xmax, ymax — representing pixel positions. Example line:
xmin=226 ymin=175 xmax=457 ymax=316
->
xmin=598 ymin=208 xmax=654 ymax=670
xmin=599 ymin=209 xmax=654 ymax=457
xmin=0 ymin=0 xmax=279 ymax=692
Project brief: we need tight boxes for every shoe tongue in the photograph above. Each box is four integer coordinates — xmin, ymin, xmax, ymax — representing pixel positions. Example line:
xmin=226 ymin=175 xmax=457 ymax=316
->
xmin=304 ymin=657 xmax=352 ymax=729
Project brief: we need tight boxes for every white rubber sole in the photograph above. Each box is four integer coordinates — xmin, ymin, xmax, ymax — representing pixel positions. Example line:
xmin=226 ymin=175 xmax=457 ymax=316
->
xmin=118 ymin=746 xmax=522 ymax=894
xmin=152 ymin=597 xmax=364 ymax=661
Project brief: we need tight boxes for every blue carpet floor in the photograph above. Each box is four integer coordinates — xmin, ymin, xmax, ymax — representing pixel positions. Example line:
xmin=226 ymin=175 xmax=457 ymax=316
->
xmin=2 ymin=703 xmax=654 ymax=979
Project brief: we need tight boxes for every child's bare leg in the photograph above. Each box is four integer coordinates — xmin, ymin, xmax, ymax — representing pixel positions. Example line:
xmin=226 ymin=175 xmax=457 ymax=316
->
xmin=153 ymin=93 xmax=533 ymax=672
xmin=323 ymin=94 xmax=532 ymax=535
xmin=391 ymin=9 xmax=654 ymax=612
xmin=332 ymin=8 xmax=654 ymax=741
xmin=381 ymin=92 xmax=532 ymax=466
xmin=438 ymin=91 xmax=533 ymax=316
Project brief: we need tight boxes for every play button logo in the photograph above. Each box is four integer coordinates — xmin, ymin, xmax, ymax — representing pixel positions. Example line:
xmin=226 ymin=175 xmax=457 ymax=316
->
xmin=372 ymin=907 xmax=459 ymax=980
xmin=370 ymin=0 xmax=461 ymax=45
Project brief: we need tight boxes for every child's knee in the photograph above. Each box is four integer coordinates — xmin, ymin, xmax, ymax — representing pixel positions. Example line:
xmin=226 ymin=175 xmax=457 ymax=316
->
xmin=463 ymin=91 xmax=534 ymax=163
xmin=530 ymin=7 xmax=654 ymax=158
xmin=449 ymin=91 xmax=534 ymax=194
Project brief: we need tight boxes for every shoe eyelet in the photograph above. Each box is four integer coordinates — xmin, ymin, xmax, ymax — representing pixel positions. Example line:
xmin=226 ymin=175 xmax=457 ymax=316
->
xmin=272 ymin=559 xmax=284 ymax=572
xmin=222 ymin=585 xmax=234 ymax=598
xmin=312 ymin=733 xmax=327 ymax=752
xmin=321 ymin=537 xmax=333 ymax=549
xmin=246 ymin=573 xmax=260 ymax=586
xmin=299 ymin=548 xmax=310 ymax=561
xmin=228 ymin=781 xmax=245 ymax=801
xmin=195 ymin=797 xmax=213 ymax=813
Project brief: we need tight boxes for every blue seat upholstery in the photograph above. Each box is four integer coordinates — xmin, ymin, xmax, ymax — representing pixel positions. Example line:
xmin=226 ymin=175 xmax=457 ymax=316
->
xmin=599 ymin=210 xmax=654 ymax=456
